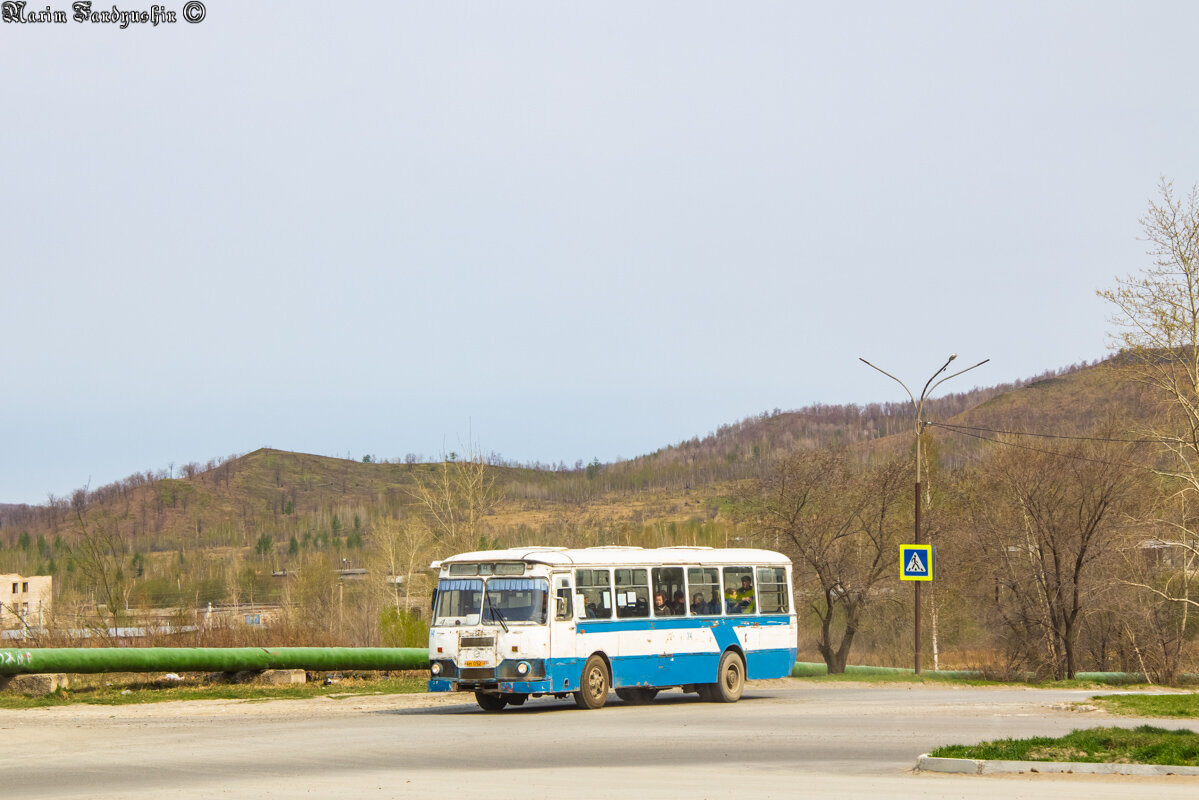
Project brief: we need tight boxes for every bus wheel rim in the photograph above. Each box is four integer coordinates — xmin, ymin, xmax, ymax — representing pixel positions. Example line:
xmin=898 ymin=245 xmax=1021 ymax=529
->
xmin=587 ymin=665 xmax=605 ymax=697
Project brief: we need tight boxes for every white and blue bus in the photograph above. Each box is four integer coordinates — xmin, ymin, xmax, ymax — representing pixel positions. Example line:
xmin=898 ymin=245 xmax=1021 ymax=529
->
xmin=427 ymin=546 xmax=796 ymax=711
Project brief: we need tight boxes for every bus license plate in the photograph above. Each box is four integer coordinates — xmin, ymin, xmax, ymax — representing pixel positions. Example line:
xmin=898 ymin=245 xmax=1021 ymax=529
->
xmin=464 ymin=660 xmax=487 ymax=667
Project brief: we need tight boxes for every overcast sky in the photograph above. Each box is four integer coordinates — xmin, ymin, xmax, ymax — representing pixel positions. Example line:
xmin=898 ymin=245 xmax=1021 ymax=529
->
xmin=3 ymin=1 xmax=1198 ymax=504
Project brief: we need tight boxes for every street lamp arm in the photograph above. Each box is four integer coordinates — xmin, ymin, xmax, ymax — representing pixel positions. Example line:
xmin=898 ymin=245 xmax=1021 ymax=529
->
xmin=858 ymin=358 xmax=916 ymax=407
xmin=926 ymin=358 xmax=990 ymax=399
xmin=920 ymin=355 xmax=957 ymax=401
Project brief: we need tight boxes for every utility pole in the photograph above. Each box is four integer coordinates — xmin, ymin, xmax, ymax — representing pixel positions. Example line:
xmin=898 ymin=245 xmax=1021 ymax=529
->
xmin=859 ymin=354 xmax=988 ymax=673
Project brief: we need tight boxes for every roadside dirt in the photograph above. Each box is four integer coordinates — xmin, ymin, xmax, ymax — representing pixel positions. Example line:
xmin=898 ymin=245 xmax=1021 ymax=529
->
xmin=0 ymin=678 xmax=820 ymax=726
xmin=0 ymin=688 xmax=466 ymax=727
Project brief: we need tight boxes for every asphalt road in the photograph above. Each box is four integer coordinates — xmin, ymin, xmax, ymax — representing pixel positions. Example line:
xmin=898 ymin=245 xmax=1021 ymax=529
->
xmin=3 ymin=683 xmax=1198 ymax=799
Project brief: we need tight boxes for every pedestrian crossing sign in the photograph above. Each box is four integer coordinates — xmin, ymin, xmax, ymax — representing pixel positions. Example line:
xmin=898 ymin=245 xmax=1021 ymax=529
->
xmin=900 ymin=544 xmax=934 ymax=581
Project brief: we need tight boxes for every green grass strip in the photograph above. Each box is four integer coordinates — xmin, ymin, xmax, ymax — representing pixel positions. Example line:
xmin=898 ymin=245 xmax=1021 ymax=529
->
xmin=790 ymin=662 xmax=982 ymax=679
xmin=1092 ymin=693 xmax=1199 ymax=718
xmin=931 ymin=726 xmax=1199 ymax=766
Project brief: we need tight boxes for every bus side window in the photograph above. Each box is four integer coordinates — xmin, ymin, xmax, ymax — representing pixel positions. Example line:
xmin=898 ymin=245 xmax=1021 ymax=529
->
xmin=576 ymin=569 xmax=612 ymax=619
xmin=652 ymin=567 xmax=685 ymax=615
xmin=723 ymin=566 xmax=755 ymax=614
xmin=687 ymin=567 xmax=721 ymax=615
xmin=614 ymin=568 xmax=649 ymax=618
xmin=756 ymin=567 xmax=788 ymax=613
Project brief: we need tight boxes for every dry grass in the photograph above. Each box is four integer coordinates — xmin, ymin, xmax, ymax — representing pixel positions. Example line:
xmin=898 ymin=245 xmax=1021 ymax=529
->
xmin=0 ymin=670 xmax=427 ymax=709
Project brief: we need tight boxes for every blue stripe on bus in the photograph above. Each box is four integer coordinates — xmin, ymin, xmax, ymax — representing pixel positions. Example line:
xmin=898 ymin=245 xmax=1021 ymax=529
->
xmin=609 ymin=652 xmax=718 ymax=687
xmin=549 ymin=648 xmax=797 ymax=688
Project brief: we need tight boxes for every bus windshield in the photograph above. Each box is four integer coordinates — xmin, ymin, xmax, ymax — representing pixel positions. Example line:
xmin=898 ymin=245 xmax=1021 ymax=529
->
xmin=483 ymin=578 xmax=549 ymax=625
xmin=433 ymin=579 xmax=483 ymax=626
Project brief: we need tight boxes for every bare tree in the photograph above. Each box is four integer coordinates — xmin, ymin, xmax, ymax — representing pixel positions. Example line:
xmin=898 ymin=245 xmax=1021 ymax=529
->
xmin=1114 ymin=493 xmax=1197 ymax=682
xmin=962 ymin=438 xmax=1138 ymax=679
xmin=406 ymin=443 xmax=503 ymax=556
xmin=282 ymin=551 xmax=339 ymax=642
xmin=368 ymin=513 xmax=434 ymax=612
xmin=67 ymin=486 xmax=133 ymax=636
xmin=739 ymin=449 xmax=910 ymax=673
xmin=1098 ymin=178 xmax=1199 ymax=643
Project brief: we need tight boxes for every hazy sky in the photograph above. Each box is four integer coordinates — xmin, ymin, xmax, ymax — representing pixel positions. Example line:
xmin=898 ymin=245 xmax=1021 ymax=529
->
xmin=3 ymin=2 xmax=1198 ymax=504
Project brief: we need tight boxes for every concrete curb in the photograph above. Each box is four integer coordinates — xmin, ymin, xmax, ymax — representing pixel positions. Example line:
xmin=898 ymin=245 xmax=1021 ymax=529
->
xmin=918 ymin=753 xmax=1199 ymax=777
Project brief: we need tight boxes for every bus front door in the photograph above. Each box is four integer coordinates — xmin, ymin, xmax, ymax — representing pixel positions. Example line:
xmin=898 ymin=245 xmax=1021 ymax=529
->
xmin=548 ymin=572 xmax=579 ymax=692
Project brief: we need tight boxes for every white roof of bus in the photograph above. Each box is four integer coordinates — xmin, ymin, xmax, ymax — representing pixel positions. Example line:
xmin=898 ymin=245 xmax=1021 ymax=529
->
xmin=438 ymin=546 xmax=790 ymax=567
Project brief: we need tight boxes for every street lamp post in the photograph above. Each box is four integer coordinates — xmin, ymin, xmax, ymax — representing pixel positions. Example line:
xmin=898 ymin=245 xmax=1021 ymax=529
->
xmin=859 ymin=354 xmax=988 ymax=674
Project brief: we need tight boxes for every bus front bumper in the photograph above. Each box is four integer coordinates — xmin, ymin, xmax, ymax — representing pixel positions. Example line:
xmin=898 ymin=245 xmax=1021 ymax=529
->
xmin=428 ymin=678 xmax=555 ymax=694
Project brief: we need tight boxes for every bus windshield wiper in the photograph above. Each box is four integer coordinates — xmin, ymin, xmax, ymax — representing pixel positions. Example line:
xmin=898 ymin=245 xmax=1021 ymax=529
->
xmin=485 ymin=592 xmax=508 ymax=632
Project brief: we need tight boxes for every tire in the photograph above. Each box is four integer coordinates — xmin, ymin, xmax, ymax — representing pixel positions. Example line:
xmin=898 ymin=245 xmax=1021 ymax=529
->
xmin=475 ymin=691 xmax=507 ymax=712
xmin=503 ymin=693 xmax=527 ymax=706
xmin=708 ymin=650 xmax=745 ymax=703
xmin=615 ymin=687 xmax=659 ymax=705
xmin=573 ymin=655 xmax=610 ymax=710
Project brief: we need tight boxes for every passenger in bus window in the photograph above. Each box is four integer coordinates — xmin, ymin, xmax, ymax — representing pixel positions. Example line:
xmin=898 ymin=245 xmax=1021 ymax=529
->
xmin=671 ymin=591 xmax=687 ymax=615
xmin=691 ymin=593 xmax=708 ymax=615
xmin=653 ymin=591 xmax=673 ymax=615
xmin=708 ymin=593 xmax=723 ymax=614
xmin=731 ymin=575 xmax=756 ymax=613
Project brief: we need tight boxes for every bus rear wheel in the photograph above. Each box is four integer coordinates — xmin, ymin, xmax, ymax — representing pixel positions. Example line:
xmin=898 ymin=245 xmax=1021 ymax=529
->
xmin=705 ymin=650 xmax=744 ymax=703
xmin=615 ymin=687 xmax=659 ymax=705
xmin=573 ymin=655 xmax=609 ymax=710
xmin=475 ymin=691 xmax=507 ymax=712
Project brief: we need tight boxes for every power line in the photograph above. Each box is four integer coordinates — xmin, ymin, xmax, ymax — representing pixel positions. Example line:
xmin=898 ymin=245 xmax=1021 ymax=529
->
xmin=933 ymin=425 xmax=1151 ymax=471
xmin=930 ymin=421 xmax=1166 ymax=444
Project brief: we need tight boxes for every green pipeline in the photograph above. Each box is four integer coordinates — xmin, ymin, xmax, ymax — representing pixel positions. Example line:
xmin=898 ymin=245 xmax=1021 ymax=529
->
xmin=788 ymin=662 xmax=1190 ymax=683
xmin=0 ymin=647 xmax=430 ymax=675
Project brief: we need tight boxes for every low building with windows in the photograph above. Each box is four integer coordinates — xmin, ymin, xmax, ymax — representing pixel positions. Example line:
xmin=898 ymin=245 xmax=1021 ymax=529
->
xmin=1 ymin=573 xmax=52 ymax=628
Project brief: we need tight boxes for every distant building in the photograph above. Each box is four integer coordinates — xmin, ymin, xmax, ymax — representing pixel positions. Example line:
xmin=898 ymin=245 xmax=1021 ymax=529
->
xmin=1138 ymin=538 xmax=1199 ymax=570
xmin=200 ymin=602 xmax=283 ymax=629
xmin=1 ymin=573 xmax=52 ymax=629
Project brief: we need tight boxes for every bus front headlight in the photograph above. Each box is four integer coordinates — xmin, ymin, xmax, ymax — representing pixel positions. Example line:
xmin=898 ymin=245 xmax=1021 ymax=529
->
xmin=430 ymin=662 xmax=442 ymax=675
xmin=516 ymin=661 xmax=530 ymax=676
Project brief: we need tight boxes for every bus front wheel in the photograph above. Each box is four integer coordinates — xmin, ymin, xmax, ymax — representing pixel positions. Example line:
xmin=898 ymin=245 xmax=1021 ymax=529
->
xmin=704 ymin=650 xmax=744 ymax=703
xmin=573 ymin=655 xmax=610 ymax=710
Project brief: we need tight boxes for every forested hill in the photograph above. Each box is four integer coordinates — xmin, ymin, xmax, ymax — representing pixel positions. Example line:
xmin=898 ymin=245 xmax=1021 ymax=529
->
xmin=0 ymin=354 xmax=1147 ymax=555
xmin=590 ymin=356 xmax=1127 ymax=492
